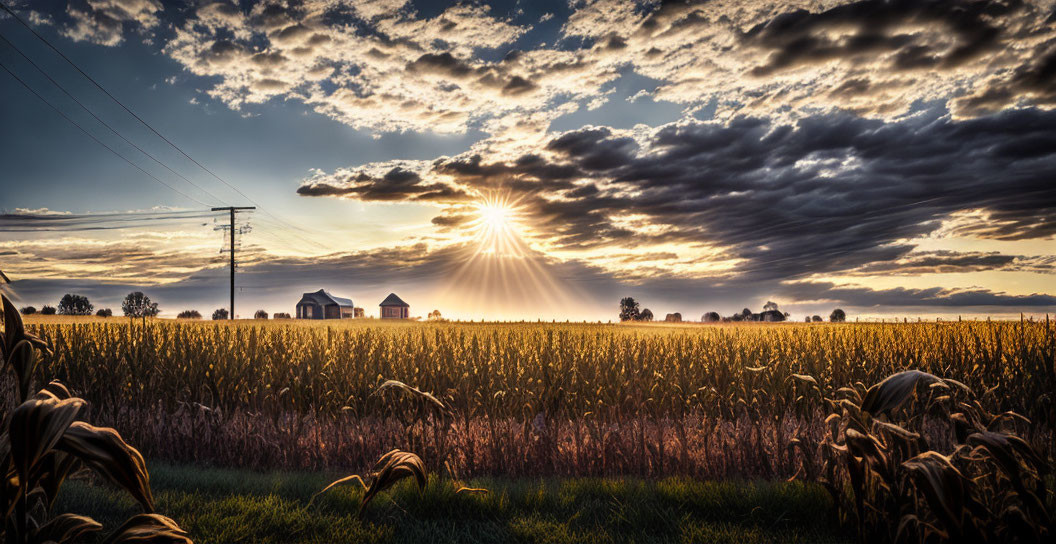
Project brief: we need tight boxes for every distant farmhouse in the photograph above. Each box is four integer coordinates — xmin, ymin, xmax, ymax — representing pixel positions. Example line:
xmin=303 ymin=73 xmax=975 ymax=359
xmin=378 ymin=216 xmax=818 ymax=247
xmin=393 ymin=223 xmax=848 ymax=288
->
xmin=380 ymin=293 xmax=409 ymax=319
xmin=295 ymin=289 xmax=355 ymax=319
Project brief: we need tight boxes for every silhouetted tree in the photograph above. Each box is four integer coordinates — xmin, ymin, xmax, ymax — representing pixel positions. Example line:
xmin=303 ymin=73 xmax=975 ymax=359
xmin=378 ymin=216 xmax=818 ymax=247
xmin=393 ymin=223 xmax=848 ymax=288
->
xmin=664 ymin=312 xmax=682 ymax=323
xmin=122 ymin=292 xmax=159 ymax=317
xmin=763 ymin=301 xmax=779 ymax=312
xmin=273 ymin=312 xmax=291 ymax=319
xmin=639 ymin=308 xmax=653 ymax=321
xmin=804 ymin=316 xmax=811 ymax=323
xmin=812 ymin=315 xmax=823 ymax=322
xmin=95 ymin=308 xmax=112 ymax=317
xmin=741 ymin=308 xmax=752 ymax=318
xmin=212 ymin=308 xmax=229 ymax=320
xmin=58 ymin=294 xmax=93 ymax=315
xmin=830 ymin=308 xmax=847 ymax=322
xmin=702 ymin=311 xmax=721 ymax=322
xmin=177 ymin=310 xmax=202 ymax=319
xmin=428 ymin=309 xmax=443 ymax=321
xmin=40 ymin=305 xmax=56 ymax=315
xmin=619 ymin=297 xmax=640 ymax=322
xmin=254 ymin=309 xmax=269 ymax=319
xmin=19 ymin=306 xmax=36 ymax=315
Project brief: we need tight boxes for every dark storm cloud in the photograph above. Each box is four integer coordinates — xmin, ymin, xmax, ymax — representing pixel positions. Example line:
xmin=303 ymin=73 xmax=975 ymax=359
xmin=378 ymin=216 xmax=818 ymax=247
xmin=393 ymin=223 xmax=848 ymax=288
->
xmin=844 ymin=251 xmax=1055 ymax=275
xmin=954 ymin=42 xmax=1056 ymax=115
xmin=743 ymin=0 xmax=1025 ymax=76
xmin=296 ymin=167 xmax=470 ymax=202
xmin=416 ymin=106 xmax=1056 ymax=282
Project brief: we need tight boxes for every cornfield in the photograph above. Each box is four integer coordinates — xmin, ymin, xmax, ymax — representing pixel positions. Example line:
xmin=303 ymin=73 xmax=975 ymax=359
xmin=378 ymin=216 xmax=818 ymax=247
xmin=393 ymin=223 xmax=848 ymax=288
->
xmin=15 ymin=319 xmax=1055 ymax=482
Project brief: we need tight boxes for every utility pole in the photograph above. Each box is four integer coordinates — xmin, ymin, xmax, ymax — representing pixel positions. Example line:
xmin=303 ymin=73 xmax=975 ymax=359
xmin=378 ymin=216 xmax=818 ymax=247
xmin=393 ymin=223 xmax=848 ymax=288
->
xmin=212 ymin=206 xmax=255 ymax=319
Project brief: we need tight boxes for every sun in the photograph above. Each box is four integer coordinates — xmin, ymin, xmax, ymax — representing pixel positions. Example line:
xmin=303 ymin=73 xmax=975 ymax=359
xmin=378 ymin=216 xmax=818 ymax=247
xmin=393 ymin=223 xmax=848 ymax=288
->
xmin=478 ymin=202 xmax=513 ymax=233
xmin=469 ymin=197 xmax=524 ymax=255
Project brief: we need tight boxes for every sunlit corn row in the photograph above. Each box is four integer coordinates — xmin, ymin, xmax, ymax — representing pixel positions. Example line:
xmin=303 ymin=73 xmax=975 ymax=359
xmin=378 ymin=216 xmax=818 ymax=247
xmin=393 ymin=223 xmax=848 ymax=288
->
xmin=18 ymin=319 xmax=1055 ymax=475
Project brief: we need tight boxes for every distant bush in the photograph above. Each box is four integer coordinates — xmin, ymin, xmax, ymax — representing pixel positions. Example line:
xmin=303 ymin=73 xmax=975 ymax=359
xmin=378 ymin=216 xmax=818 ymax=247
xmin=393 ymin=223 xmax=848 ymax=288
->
xmin=273 ymin=312 xmax=291 ymax=319
xmin=639 ymin=308 xmax=653 ymax=321
xmin=664 ymin=312 xmax=682 ymax=323
xmin=212 ymin=308 xmax=229 ymax=320
xmin=40 ymin=305 xmax=56 ymax=315
xmin=254 ymin=310 xmax=269 ymax=319
xmin=177 ymin=310 xmax=202 ymax=319
xmin=19 ymin=306 xmax=36 ymax=315
xmin=812 ymin=315 xmax=823 ymax=322
xmin=829 ymin=308 xmax=846 ymax=322
xmin=95 ymin=308 xmax=113 ymax=317
xmin=702 ymin=311 xmax=720 ymax=322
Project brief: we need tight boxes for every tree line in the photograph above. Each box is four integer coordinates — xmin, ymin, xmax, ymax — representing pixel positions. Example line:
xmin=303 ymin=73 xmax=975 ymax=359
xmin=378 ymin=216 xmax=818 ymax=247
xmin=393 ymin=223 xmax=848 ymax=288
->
xmin=620 ymin=297 xmax=847 ymax=323
xmin=19 ymin=292 xmax=293 ymax=320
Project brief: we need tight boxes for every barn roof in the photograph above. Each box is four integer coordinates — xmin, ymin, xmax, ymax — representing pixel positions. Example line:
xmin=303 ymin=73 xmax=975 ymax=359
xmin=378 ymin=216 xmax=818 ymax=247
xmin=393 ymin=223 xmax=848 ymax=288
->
xmin=379 ymin=293 xmax=408 ymax=307
xmin=298 ymin=289 xmax=353 ymax=308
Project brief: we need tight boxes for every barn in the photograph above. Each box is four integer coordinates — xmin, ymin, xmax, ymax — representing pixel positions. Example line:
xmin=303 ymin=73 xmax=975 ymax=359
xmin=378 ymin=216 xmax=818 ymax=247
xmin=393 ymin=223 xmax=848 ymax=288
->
xmin=295 ymin=289 xmax=355 ymax=319
xmin=379 ymin=293 xmax=409 ymax=319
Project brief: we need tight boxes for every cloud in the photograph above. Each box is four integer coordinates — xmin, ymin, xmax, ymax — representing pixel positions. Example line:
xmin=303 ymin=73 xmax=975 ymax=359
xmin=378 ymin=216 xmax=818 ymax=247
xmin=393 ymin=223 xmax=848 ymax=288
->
xmin=295 ymin=163 xmax=470 ymax=202
xmin=303 ymin=105 xmax=1055 ymax=286
xmin=62 ymin=0 xmax=163 ymax=46
xmin=842 ymin=250 xmax=1055 ymax=275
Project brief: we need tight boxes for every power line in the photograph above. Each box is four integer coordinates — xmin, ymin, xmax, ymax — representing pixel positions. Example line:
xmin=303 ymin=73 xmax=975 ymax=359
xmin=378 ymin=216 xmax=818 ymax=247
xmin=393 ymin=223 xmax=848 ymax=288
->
xmin=0 ymin=0 xmax=329 ymax=250
xmin=0 ymin=31 xmax=229 ymax=207
xmin=0 ymin=59 xmax=213 ymax=207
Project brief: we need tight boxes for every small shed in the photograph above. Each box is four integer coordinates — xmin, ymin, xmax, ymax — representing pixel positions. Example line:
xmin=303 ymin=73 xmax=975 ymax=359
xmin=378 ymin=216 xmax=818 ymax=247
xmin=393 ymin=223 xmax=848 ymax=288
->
xmin=295 ymin=289 xmax=354 ymax=319
xmin=379 ymin=293 xmax=409 ymax=319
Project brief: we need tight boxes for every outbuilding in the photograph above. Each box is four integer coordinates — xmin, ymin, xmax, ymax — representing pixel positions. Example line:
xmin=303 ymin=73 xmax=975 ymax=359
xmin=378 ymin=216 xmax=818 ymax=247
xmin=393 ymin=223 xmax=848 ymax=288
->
xmin=379 ymin=293 xmax=409 ymax=319
xmin=295 ymin=289 xmax=355 ymax=319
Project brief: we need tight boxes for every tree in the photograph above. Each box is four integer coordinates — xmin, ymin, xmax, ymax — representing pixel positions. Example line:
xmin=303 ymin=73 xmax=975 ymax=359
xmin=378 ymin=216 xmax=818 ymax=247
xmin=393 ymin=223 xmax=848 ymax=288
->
xmin=428 ymin=309 xmax=443 ymax=321
xmin=664 ymin=312 xmax=682 ymax=323
xmin=640 ymin=308 xmax=653 ymax=321
xmin=177 ymin=310 xmax=202 ymax=319
xmin=19 ymin=306 xmax=36 ymax=315
xmin=763 ymin=301 xmax=779 ymax=312
xmin=95 ymin=308 xmax=113 ymax=317
xmin=212 ymin=308 xmax=229 ymax=320
xmin=812 ymin=315 xmax=823 ymax=322
xmin=741 ymin=308 xmax=752 ymax=318
xmin=40 ymin=305 xmax=56 ymax=315
xmin=619 ymin=297 xmax=640 ymax=322
xmin=830 ymin=308 xmax=846 ymax=322
xmin=254 ymin=309 xmax=269 ymax=319
xmin=58 ymin=293 xmax=93 ymax=315
xmin=702 ymin=311 xmax=720 ymax=322
xmin=804 ymin=316 xmax=811 ymax=323
xmin=122 ymin=292 xmax=159 ymax=318
xmin=273 ymin=312 xmax=291 ymax=319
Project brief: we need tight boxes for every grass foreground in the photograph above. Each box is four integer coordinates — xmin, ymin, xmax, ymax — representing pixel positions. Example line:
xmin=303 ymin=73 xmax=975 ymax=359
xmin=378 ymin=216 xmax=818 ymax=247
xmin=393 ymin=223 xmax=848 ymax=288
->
xmin=57 ymin=463 xmax=850 ymax=544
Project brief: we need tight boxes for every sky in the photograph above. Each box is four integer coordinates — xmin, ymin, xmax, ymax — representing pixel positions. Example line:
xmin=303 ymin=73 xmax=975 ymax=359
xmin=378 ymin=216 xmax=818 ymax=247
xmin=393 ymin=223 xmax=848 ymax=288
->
xmin=0 ymin=0 xmax=1054 ymax=321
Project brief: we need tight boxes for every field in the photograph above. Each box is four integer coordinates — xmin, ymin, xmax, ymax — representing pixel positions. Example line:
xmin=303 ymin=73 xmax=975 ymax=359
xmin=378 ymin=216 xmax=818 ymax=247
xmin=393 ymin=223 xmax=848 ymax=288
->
xmin=21 ymin=317 xmax=1055 ymax=476
xmin=9 ymin=316 xmax=1056 ymax=542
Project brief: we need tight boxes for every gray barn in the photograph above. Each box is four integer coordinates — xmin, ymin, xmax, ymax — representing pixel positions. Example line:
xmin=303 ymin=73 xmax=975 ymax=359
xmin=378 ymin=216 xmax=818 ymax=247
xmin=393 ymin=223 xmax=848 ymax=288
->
xmin=295 ymin=289 xmax=355 ymax=319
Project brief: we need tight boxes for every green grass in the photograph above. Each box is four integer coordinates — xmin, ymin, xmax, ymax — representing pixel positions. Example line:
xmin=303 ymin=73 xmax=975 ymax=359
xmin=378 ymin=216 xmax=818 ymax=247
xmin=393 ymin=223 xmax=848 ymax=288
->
xmin=56 ymin=463 xmax=851 ymax=543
